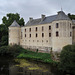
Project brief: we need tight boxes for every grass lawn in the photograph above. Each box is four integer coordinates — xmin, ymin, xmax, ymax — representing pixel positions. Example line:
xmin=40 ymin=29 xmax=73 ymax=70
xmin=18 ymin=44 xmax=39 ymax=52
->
xmin=17 ymin=49 xmax=55 ymax=63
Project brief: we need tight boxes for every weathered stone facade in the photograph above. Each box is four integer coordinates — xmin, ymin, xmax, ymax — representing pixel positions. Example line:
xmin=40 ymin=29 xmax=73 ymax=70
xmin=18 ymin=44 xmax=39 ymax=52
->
xmin=8 ymin=11 xmax=75 ymax=53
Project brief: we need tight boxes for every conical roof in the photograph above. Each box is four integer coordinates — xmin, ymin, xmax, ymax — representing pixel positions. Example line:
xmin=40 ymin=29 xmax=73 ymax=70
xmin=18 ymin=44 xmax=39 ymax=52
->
xmin=9 ymin=20 xmax=20 ymax=27
xmin=55 ymin=11 xmax=70 ymax=20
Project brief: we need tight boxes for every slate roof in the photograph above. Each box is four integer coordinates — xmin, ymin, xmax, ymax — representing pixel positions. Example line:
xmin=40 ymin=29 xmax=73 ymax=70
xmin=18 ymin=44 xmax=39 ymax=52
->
xmin=9 ymin=20 xmax=20 ymax=27
xmin=26 ymin=11 xmax=70 ymax=26
xmin=55 ymin=11 xmax=70 ymax=20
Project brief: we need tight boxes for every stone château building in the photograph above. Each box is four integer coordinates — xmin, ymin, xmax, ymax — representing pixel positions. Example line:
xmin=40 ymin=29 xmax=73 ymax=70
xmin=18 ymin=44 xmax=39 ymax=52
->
xmin=8 ymin=11 xmax=75 ymax=53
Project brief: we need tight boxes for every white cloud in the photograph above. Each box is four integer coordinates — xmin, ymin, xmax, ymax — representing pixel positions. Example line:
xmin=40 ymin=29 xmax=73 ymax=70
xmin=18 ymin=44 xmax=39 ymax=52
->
xmin=0 ymin=0 xmax=75 ymax=24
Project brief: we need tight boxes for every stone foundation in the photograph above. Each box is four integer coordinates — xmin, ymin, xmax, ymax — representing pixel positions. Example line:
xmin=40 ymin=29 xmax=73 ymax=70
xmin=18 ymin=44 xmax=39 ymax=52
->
xmin=21 ymin=45 xmax=52 ymax=53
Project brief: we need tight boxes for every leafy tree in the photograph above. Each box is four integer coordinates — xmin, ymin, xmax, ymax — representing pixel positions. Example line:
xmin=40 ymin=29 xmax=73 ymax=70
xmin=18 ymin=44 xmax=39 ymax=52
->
xmin=0 ymin=25 xmax=8 ymax=47
xmin=2 ymin=13 xmax=25 ymax=28
xmin=59 ymin=45 xmax=75 ymax=75
xmin=68 ymin=13 xmax=75 ymax=20
xmin=0 ymin=13 xmax=25 ymax=47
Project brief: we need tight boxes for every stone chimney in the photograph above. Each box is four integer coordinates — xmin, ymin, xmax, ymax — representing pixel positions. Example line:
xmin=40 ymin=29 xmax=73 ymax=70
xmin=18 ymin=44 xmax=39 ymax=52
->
xmin=29 ymin=17 xmax=33 ymax=22
xmin=41 ymin=14 xmax=45 ymax=21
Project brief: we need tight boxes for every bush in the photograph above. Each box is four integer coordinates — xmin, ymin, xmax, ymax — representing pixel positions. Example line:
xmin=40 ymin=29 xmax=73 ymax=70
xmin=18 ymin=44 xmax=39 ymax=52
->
xmin=0 ymin=45 xmax=26 ymax=57
xmin=59 ymin=44 xmax=75 ymax=75
xmin=0 ymin=45 xmax=54 ymax=63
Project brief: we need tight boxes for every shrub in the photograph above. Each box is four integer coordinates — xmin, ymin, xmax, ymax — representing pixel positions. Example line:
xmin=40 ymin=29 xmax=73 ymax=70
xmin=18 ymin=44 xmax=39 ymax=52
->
xmin=59 ymin=44 xmax=75 ymax=75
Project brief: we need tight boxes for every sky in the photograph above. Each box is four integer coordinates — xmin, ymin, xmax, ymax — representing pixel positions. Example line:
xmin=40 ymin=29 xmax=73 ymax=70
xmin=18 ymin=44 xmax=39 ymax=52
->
xmin=0 ymin=0 xmax=75 ymax=24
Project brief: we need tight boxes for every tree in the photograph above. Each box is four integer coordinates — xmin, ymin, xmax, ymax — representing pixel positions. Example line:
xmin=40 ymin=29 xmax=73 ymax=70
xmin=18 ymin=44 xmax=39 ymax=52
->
xmin=0 ymin=25 xmax=8 ymax=47
xmin=59 ymin=45 xmax=75 ymax=75
xmin=68 ymin=13 xmax=75 ymax=20
xmin=2 ymin=13 xmax=25 ymax=28
xmin=0 ymin=13 xmax=25 ymax=47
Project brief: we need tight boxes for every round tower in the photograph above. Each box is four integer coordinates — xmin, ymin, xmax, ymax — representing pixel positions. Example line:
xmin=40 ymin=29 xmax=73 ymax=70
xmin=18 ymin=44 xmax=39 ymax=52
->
xmin=52 ymin=11 xmax=72 ymax=52
xmin=8 ymin=20 xmax=20 ymax=45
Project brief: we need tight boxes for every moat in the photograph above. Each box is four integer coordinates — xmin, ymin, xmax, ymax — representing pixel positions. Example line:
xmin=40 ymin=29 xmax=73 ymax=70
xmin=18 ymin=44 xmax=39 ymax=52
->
xmin=0 ymin=57 xmax=64 ymax=75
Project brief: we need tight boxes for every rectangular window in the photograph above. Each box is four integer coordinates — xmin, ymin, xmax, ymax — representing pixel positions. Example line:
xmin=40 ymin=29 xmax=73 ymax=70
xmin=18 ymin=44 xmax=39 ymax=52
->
xmin=56 ymin=31 xmax=59 ymax=37
xmin=49 ymin=26 xmax=51 ymax=30
xmin=46 ymin=40 xmax=48 ymax=42
xmin=21 ymin=32 xmax=22 ymax=39
xmin=36 ymin=33 xmax=38 ymax=37
xmin=37 ymin=40 xmax=39 ymax=42
xmin=30 ymin=34 xmax=31 ymax=38
xmin=49 ymin=33 xmax=51 ymax=37
xmin=25 ymin=29 xmax=26 ymax=32
xmin=56 ymin=23 xmax=59 ymax=28
xmin=42 ymin=26 xmax=44 ymax=31
xmin=70 ymin=32 xmax=72 ymax=37
xmin=25 ymin=34 xmax=26 ymax=37
xmin=29 ymin=28 xmax=31 ymax=32
xmin=42 ymin=40 xmax=43 ymax=42
xmin=70 ymin=23 xmax=71 ymax=28
xmin=42 ymin=33 xmax=44 ymax=37
xmin=36 ymin=27 xmax=37 ymax=31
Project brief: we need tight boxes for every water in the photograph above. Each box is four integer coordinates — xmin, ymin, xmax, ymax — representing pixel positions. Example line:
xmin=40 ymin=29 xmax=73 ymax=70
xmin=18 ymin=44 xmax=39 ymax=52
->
xmin=0 ymin=57 xmax=64 ymax=75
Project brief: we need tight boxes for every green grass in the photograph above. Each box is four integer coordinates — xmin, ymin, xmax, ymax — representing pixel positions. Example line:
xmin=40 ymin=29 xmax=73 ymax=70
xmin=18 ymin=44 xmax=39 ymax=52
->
xmin=17 ymin=49 xmax=54 ymax=63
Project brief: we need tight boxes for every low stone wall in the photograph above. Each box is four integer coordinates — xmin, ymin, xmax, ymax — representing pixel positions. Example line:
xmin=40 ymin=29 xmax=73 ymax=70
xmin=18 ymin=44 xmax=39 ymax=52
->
xmin=21 ymin=45 xmax=51 ymax=53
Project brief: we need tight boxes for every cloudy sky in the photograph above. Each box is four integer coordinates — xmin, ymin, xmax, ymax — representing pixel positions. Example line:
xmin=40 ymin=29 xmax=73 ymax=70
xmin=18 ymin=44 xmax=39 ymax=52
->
xmin=0 ymin=0 xmax=75 ymax=24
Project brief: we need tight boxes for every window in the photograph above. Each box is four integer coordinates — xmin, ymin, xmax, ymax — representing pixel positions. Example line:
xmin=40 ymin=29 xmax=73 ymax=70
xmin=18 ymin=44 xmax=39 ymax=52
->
xmin=42 ymin=33 xmax=44 ymax=37
xmin=25 ymin=29 xmax=26 ymax=32
xmin=49 ymin=33 xmax=51 ymax=37
xmin=29 ymin=28 xmax=31 ymax=32
xmin=46 ymin=40 xmax=48 ymax=42
xmin=36 ymin=33 xmax=38 ymax=37
xmin=70 ymin=23 xmax=71 ymax=28
xmin=42 ymin=26 xmax=44 ymax=31
xmin=21 ymin=32 xmax=22 ymax=39
xmin=30 ymin=34 xmax=31 ymax=38
xmin=70 ymin=32 xmax=72 ymax=37
xmin=49 ymin=26 xmax=51 ymax=30
xmin=56 ymin=23 xmax=59 ymax=28
xmin=25 ymin=34 xmax=26 ymax=37
xmin=36 ymin=27 xmax=37 ymax=31
xmin=37 ymin=40 xmax=39 ymax=42
xmin=56 ymin=31 xmax=59 ymax=37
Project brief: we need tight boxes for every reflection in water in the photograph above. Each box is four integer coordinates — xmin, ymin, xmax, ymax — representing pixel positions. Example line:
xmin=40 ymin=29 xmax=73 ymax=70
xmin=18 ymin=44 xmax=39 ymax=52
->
xmin=0 ymin=57 xmax=10 ymax=75
xmin=9 ymin=66 xmax=51 ymax=75
xmin=0 ymin=57 xmax=64 ymax=75
xmin=9 ymin=59 xmax=52 ymax=75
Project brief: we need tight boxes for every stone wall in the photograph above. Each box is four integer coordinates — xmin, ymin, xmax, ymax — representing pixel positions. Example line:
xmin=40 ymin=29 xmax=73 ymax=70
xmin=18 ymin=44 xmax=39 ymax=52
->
xmin=52 ymin=20 xmax=72 ymax=52
xmin=20 ymin=23 xmax=52 ymax=52
xmin=9 ymin=27 xmax=20 ymax=45
xmin=72 ymin=25 xmax=75 ymax=44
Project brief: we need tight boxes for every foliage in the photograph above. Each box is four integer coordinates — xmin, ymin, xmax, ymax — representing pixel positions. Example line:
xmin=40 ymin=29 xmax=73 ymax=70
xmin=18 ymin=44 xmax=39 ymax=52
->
xmin=59 ymin=44 xmax=75 ymax=75
xmin=17 ymin=50 xmax=54 ymax=63
xmin=0 ymin=13 xmax=25 ymax=47
xmin=0 ymin=25 xmax=8 ymax=47
xmin=0 ymin=45 xmax=54 ymax=63
xmin=2 ymin=13 xmax=25 ymax=28
xmin=68 ymin=13 xmax=75 ymax=20
xmin=0 ymin=45 xmax=25 ymax=57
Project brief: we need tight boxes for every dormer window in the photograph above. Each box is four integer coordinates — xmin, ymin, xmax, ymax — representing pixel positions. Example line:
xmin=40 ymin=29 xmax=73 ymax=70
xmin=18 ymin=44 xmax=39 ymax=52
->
xmin=56 ymin=23 xmax=59 ymax=28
